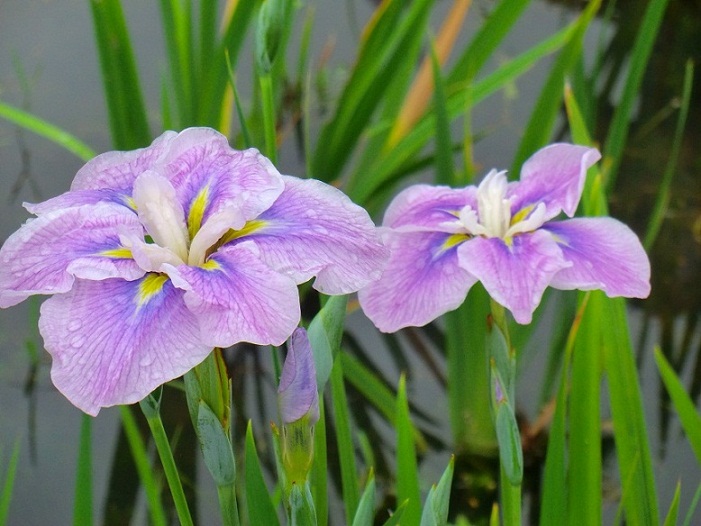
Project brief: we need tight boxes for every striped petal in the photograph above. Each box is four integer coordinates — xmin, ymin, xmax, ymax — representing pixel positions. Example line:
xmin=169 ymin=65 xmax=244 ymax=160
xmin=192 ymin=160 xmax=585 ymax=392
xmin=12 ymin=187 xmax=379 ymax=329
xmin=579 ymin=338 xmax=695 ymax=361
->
xmin=358 ymin=230 xmax=476 ymax=332
xmin=457 ymin=231 xmax=569 ymax=324
xmin=0 ymin=204 xmax=145 ymax=307
xmin=165 ymin=243 xmax=300 ymax=348
xmin=508 ymin=144 xmax=600 ymax=221
xmin=544 ymin=218 xmax=651 ymax=298
xmin=240 ymin=176 xmax=389 ymax=294
xmin=70 ymin=130 xmax=177 ymax=192
xmin=39 ymin=275 xmax=211 ymax=416
xmin=159 ymin=128 xmax=284 ymax=239
xmin=382 ymin=183 xmax=477 ymax=231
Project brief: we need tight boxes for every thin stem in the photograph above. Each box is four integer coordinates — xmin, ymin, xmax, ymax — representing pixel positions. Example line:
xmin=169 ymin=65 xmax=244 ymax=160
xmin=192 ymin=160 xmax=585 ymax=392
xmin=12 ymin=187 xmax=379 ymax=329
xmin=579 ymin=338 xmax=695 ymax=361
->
xmin=217 ymin=483 xmax=241 ymax=526
xmin=260 ymin=73 xmax=277 ymax=164
xmin=140 ymin=401 xmax=194 ymax=526
xmin=488 ymin=299 xmax=522 ymax=526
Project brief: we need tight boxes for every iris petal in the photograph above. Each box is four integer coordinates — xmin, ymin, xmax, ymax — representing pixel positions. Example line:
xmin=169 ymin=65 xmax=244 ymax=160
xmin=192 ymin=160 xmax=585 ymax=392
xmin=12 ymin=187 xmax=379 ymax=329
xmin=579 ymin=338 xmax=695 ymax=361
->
xmin=457 ymin=231 xmax=569 ymax=324
xmin=164 ymin=243 xmax=300 ymax=347
xmin=0 ymin=203 xmax=145 ymax=307
xmin=358 ymin=230 xmax=476 ymax=332
xmin=543 ymin=218 xmax=651 ymax=298
xmin=159 ymin=128 xmax=284 ymax=237
xmin=508 ymin=144 xmax=600 ymax=221
xmin=39 ymin=275 xmax=210 ymax=416
xmin=240 ymin=176 xmax=389 ymax=294
xmin=382 ymin=183 xmax=477 ymax=231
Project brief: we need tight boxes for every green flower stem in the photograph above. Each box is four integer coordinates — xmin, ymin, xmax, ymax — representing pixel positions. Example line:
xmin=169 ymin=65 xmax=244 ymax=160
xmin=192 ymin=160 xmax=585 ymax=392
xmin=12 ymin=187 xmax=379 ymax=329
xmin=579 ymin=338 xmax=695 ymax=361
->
xmin=489 ymin=299 xmax=521 ymax=526
xmin=217 ymin=483 xmax=241 ymax=526
xmin=139 ymin=400 xmax=194 ymax=526
xmin=260 ymin=73 xmax=277 ymax=164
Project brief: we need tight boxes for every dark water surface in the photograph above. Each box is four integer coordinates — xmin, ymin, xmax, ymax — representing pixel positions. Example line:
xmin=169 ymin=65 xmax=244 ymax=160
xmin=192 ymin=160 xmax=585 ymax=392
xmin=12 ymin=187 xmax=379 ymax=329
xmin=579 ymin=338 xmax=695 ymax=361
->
xmin=0 ymin=0 xmax=699 ymax=523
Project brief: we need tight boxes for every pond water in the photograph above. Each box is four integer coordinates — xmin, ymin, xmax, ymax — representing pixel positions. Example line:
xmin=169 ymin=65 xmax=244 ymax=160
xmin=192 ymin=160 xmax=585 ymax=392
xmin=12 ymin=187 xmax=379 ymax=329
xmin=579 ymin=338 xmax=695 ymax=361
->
xmin=0 ymin=0 xmax=699 ymax=524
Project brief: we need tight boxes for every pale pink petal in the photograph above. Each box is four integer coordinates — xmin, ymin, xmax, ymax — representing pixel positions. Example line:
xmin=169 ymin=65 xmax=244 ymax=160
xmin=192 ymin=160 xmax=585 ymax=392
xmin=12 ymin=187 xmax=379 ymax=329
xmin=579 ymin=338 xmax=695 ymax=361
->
xmin=159 ymin=128 xmax=284 ymax=235
xmin=278 ymin=328 xmax=319 ymax=425
xmin=509 ymin=144 xmax=601 ymax=220
xmin=164 ymin=243 xmax=300 ymax=348
xmin=238 ymin=176 xmax=389 ymax=294
xmin=39 ymin=275 xmax=211 ymax=416
xmin=543 ymin=218 xmax=651 ymax=298
xmin=382 ymin=183 xmax=477 ymax=230
xmin=71 ymin=131 xmax=177 ymax=191
xmin=358 ymin=230 xmax=476 ymax=332
xmin=457 ymin=231 xmax=569 ymax=324
xmin=0 ymin=204 xmax=145 ymax=308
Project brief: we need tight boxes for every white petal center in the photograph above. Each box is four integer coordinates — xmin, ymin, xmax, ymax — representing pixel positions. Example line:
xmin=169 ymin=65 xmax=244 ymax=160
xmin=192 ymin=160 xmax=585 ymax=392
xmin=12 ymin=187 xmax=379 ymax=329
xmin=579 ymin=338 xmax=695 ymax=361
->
xmin=456 ymin=169 xmax=548 ymax=240
xmin=132 ymin=171 xmax=190 ymax=262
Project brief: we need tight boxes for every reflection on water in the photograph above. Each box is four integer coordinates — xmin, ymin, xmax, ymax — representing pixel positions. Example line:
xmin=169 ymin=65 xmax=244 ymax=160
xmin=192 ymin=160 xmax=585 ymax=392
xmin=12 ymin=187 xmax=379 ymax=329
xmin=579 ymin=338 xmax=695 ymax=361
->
xmin=0 ymin=0 xmax=699 ymax=523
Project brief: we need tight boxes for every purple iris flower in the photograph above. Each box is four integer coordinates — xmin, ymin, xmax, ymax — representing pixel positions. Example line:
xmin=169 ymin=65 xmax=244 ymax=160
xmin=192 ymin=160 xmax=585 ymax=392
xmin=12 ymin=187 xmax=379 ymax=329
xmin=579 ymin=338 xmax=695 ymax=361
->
xmin=0 ymin=128 xmax=388 ymax=415
xmin=278 ymin=327 xmax=319 ymax=426
xmin=358 ymin=144 xmax=651 ymax=332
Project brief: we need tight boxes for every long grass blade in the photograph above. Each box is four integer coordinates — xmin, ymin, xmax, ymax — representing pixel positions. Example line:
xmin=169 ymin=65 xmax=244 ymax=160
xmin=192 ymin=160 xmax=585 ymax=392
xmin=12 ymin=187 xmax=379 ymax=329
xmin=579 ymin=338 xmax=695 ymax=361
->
xmin=602 ymin=0 xmax=670 ymax=188
xmin=0 ymin=102 xmax=96 ymax=161
xmin=313 ymin=0 xmax=435 ymax=182
xmin=348 ymin=23 xmax=575 ymax=205
xmin=510 ymin=0 xmax=601 ymax=174
xmin=662 ymin=482 xmax=681 ymax=526
xmin=0 ymin=441 xmax=20 ymax=525
xmin=88 ymin=0 xmax=150 ymax=149
xmin=119 ymin=406 xmax=167 ymax=526
xmin=643 ymin=59 xmax=694 ymax=249
xmin=73 ymin=414 xmax=93 ymax=526
xmin=396 ymin=374 xmax=421 ymax=526
xmin=245 ymin=421 xmax=280 ymax=526
xmin=654 ymin=348 xmax=701 ymax=463
xmin=330 ymin=357 xmax=360 ymax=525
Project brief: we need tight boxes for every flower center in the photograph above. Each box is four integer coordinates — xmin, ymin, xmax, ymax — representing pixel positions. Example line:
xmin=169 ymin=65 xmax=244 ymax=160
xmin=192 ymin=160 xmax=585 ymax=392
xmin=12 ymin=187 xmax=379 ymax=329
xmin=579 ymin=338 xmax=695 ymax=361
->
xmin=457 ymin=170 xmax=547 ymax=240
xmin=132 ymin=170 xmax=190 ymax=264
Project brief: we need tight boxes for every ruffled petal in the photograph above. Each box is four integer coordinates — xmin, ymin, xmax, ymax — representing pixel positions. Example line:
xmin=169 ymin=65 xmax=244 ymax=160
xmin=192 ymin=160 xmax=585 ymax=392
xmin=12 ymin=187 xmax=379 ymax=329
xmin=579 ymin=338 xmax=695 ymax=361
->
xmin=159 ymin=128 xmax=284 ymax=238
xmin=239 ymin=176 xmax=389 ymax=294
xmin=382 ymin=183 xmax=477 ymax=230
xmin=164 ymin=243 xmax=300 ymax=348
xmin=457 ymin=231 xmax=569 ymax=324
xmin=508 ymin=144 xmax=600 ymax=221
xmin=71 ymin=131 xmax=177 ymax=192
xmin=278 ymin=328 xmax=319 ymax=425
xmin=358 ymin=230 xmax=476 ymax=332
xmin=543 ymin=218 xmax=651 ymax=298
xmin=25 ymin=189 xmax=135 ymax=215
xmin=0 ymin=204 xmax=145 ymax=308
xmin=39 ymin=275 xmax=211 ymax=416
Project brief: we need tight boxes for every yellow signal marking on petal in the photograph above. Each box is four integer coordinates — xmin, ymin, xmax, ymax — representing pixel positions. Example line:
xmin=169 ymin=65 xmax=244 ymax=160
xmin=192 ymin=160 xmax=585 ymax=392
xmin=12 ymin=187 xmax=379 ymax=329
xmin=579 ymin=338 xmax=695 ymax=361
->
xmin=188 ymin=187 xmax=210 ymax=240
xmin=137 ymin=274 xmax=169 ymax=306
xmin=442 ymin=233 xmax=469 ymax=251
xmin=510 ymin=204 xmax=535 ymax=225
xmin=200 ymin=259 xmax=220 ymax=271
xmin=101 ymin=247 xmax=133 ymax=259
xmin=123 ymin=195 xmax=137 ymax=210
xmin=219 ymin=219 xmax=268 ymax=245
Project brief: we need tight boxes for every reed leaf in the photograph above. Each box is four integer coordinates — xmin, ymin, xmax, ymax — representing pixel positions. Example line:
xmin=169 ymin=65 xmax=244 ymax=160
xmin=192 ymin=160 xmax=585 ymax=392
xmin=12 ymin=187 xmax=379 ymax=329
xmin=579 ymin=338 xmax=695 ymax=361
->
xmin=88 ymin=0 xmax=150 ymax=149
xmin=396 ymin=374 xmax=421 ymax=526
xmin=603 ymin=0 xmax=671 ymax=188
xmin=73 ymin=414 xmax=93 ymax=526
xmin=0 ymin=102 xmax=96 ymax=161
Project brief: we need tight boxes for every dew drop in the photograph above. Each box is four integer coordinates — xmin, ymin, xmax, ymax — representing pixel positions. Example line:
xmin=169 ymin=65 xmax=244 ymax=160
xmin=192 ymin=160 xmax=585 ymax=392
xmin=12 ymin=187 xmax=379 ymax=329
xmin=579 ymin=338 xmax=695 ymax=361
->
xmin=70 ymin=334 xmax=86 ymax=348
xmin=67 ymin=319 xmax=83 ymax=332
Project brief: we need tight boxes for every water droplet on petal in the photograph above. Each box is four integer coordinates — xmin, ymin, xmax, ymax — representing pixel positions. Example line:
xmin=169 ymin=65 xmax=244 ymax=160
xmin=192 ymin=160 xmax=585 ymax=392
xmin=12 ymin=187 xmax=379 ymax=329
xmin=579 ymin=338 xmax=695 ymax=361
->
xmin=67 ymin=319 xmax=83 ymax=332
xmin=70 ymin=334 xmax=86 ymax=348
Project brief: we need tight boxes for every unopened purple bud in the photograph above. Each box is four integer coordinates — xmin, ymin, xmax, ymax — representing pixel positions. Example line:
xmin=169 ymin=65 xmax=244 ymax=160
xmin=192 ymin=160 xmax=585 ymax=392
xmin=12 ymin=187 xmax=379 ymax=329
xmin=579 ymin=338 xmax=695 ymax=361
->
xmin=278 ymin=328 xmax=320 ymax=425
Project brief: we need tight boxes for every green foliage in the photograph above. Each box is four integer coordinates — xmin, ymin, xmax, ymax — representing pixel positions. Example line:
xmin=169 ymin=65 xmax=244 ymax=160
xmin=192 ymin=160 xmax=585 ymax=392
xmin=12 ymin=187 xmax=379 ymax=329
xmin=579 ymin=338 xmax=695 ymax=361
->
xmin=73 ymin=415 xmax=93 ymax=526
xmin=0 ymin=442 xmax=20 ymax=526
